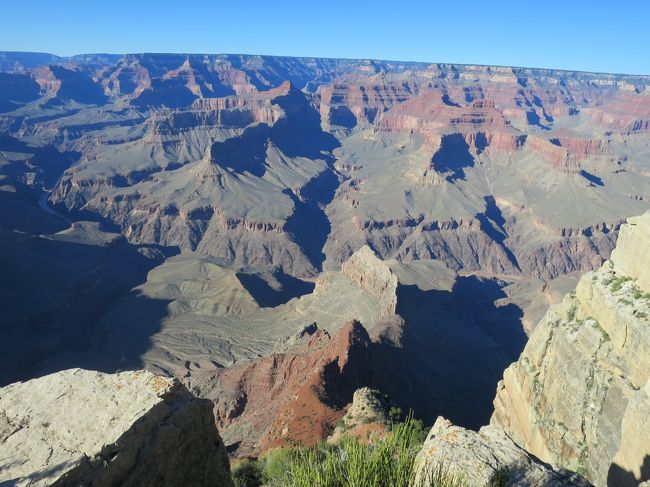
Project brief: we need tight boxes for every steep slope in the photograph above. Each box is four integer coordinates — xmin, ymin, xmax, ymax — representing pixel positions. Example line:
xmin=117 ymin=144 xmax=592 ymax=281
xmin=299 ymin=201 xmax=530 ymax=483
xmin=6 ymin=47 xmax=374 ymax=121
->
xmin=0 ymin=369 xmax=232 ymax=487
xmin=187 ymin=321 xmax=371 ymax=456
xmin=492 ymin=212 xmax=650 ymax=486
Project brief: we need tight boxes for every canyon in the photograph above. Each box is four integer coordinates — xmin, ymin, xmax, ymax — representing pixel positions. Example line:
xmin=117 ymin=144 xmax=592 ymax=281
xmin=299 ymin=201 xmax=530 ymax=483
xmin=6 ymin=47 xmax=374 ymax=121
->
xmin=0 ymin=51 xmax=649 ymax=484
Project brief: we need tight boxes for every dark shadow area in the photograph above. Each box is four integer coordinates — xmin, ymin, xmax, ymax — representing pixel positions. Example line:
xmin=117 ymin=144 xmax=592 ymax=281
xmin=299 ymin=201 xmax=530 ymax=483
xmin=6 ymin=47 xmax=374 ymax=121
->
xmin=453 ymin=276 xmax=527 ymax=361
xmin=236 ymin=269 xmax=315 ymax=308
xmin=475 ymin=195 xmax=521 ymax=271
xmin=526 ymin=110 xmax=550 ymax=130
xmin=328 ymin=106 xmax=357 ymax=128
xmin=532 ymin=94 xmax=554 ymax=123
xmin=210 ymin=88 xmax=339 ymax=178
xmin=0 ymin=134 xmax=77 ymax=188
xmin=209 ymin=123 xmax=270 ymax=177
xmin=580 ymin=169 xmax=604 ymax=187
xmin=463 ymin=87 xmax=475 ymax=103
xmin=474 ymin=132 xmax=489 ymax=154
xmin=608 ymin=456 xmax=650 ymax=487
xmin=116 ymin=68 xmax=138 ymax=94
xmin=270 ymin=87 xmax=340 ymax=159
xmin=431 ymin=133 xmax=475 ymax=181
xmin=442 ymin=93 xmax=461 ymax=107
xmin=45 ymin=66 xmax=107 ymax=105
xmin=369 ymin=275 xmax=525 ymax=430
xmin=132 ymin=78 xmax=198 ymax=109
xmin=284 ymin=169 xmax=339 ymax=272
xmin=0 ymin=72 xmax=41 ymax=113
xmin=0 ymin=227 xmax=167 ymax=385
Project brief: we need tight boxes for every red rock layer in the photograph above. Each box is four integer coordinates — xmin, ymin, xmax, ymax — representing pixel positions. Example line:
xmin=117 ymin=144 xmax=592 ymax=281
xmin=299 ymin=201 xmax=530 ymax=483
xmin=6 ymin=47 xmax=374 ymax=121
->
xmin=200 ymin=321 xmax=371 ymax=456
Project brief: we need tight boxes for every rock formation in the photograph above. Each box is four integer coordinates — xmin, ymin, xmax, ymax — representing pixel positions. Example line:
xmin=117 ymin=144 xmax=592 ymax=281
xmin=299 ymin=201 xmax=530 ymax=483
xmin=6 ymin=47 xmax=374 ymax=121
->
xmin=340 ymin=245 xmax=399 ymax=317
xmin=186 ymin=320 xmax=371 ymax=456
xmin=413 ymin=417 xmax=591 ymax=486
xmin=327 ymin=387 xmax=394 ymax=444
xmin=492 ymin=211 xmax=650 ymax=486
xmin=0 ymin=369 xmax=232 ymax=487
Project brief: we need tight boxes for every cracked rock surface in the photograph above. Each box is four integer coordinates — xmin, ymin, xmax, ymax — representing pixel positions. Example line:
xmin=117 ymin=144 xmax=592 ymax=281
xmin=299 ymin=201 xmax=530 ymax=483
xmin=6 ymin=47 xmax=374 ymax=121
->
xmin=0 ymin=368 xmax=233 ymax=487
xmin=413 ymin=417 xmax=591 ymax=486
xmin=492 ymin=211 xmax=650 ymax=486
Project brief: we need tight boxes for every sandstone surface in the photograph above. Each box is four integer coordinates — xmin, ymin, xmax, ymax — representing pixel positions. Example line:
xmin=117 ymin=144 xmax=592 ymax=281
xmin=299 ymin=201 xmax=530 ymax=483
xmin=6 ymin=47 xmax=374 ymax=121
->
xmin=413 ymin=417 xmax=591 ymax=486
xmin=0 ymin=368 xmax=232 ymax=487
xmin=492 ymin=211 xmax=650 ymax=486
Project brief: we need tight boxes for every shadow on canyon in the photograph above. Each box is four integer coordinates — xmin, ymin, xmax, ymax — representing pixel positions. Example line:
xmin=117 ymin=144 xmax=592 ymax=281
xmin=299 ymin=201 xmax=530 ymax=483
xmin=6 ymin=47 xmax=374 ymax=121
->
xmin=431 ymin=133 xmax=475 ymax=181
xmin=236 ymin=269 xmax=315 ymax=308
xmin=608 ymin=455 xmax=650 ymax=487
xmin=0 ymin=191 xmax=170 ymax=385
xmin=370 ymin=275 xmax=526 ymax=430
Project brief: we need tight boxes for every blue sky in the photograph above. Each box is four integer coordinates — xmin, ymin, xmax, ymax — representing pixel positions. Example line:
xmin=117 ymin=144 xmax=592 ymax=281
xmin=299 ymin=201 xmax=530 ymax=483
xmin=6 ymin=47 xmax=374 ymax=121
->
xmin=2 ymin=0 xmax=648 ymax=74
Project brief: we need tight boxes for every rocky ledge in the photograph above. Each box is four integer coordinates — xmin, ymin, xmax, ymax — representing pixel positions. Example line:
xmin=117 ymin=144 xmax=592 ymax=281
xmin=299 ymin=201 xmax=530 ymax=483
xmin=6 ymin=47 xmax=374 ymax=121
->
xmin=492 ymin=211 xmax=650 ymax=487
xmin=413 ymin=417 xmax=591 ymax=486
xmin=0 ymin=369 xmax=232 ymax=487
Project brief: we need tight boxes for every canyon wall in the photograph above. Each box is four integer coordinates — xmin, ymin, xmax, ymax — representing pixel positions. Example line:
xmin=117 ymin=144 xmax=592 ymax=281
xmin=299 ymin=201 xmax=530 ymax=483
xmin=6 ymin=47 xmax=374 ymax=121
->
xmin=492 ymin=212 xmax=650 ymax=486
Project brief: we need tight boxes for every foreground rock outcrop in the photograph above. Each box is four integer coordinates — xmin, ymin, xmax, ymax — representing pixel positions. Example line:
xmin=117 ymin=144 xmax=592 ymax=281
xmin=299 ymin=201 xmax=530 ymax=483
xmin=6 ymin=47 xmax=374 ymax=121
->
xmin=413 ymin=417 xmax=591 ymax=486
xmin=492 ymin=211 xmax=650 ymax=486
xmin=0 ymin=369 xmax=233 ymax=487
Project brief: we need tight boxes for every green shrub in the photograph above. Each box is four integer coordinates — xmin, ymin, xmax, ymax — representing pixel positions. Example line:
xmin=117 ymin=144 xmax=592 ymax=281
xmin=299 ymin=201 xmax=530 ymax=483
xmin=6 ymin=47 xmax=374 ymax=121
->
xmin=231 ymin=458 xmax=264 ymax=487
xmin=260 ymin=415 xmax=446 ymax=487
xmin=389 ymin=405 xmax=404 ymax=423
xmin=610 ymin=276 xmax=632 ymax=292
xmin=567 ymin=303 xmax=577 ymax=321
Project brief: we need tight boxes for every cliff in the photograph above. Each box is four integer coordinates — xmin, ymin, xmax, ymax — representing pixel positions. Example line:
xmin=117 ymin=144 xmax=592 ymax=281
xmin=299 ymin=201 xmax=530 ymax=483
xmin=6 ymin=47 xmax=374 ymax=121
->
xmin=0 ymin=369 xmax=232 ymax=487
xmin=340 ymin=245 xmax=399 ymax=317
xmin=492 ymin=211 xmax=650 ymax=486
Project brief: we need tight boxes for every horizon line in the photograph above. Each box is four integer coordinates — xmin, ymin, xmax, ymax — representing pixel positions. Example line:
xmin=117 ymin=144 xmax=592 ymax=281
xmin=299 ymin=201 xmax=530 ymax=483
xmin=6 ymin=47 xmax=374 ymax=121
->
xmin=2 ymin=50 xmax=649 ymax=78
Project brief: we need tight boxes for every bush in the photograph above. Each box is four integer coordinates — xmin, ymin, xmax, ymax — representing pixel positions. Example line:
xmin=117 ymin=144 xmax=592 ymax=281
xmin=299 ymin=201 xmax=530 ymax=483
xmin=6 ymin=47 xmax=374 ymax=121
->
xmin=231 ymin=458 xmax=264 ymax=487
xmin=610 ymin=276 xmax=632 ymax=292
xmin=261 ymin=415 xmax=442 ymax=487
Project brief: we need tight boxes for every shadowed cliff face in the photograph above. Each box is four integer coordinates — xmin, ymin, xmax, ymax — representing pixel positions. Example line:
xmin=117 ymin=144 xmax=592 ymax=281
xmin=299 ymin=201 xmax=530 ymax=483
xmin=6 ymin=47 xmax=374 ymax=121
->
xmin=430 ymin=133 xmax=475 ymax=181
xmin=369 ymin=276 xmax=524 ymax=430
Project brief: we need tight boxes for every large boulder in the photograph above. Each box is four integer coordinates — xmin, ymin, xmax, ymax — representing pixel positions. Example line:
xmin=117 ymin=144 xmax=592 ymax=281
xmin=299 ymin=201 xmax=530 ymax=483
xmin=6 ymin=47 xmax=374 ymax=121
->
xmin=413 ymin=417 xmax=591 ymax=486
xmin=0 ymin=368 xmax=233 ymax=487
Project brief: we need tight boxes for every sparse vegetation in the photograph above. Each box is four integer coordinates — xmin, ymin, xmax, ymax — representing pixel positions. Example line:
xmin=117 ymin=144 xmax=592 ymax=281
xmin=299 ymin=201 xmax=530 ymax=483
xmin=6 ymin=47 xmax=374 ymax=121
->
xmin=631 ymin=285 xmax=650 ymax=302
xmin=231 ymin=415 xmax=450 ymax=487
xmin=609 ymin=276 xmax=633 ymax=292
xmin=567 ymin=302 xmax=578 ymax=321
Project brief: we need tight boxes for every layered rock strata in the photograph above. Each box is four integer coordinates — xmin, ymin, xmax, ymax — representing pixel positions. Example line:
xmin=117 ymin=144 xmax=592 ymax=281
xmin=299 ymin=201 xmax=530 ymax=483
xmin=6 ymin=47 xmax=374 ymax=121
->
xmin=492 ymin=212 xmax=650 ymax=486
xmin=186 ymin=320 xmax=371 ymax=456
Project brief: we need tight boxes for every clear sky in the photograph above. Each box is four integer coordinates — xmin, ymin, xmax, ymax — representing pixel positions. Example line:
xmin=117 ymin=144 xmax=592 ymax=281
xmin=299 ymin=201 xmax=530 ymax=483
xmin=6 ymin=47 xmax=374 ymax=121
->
xmin=1 ymin=0 xmax=648 ymax=75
